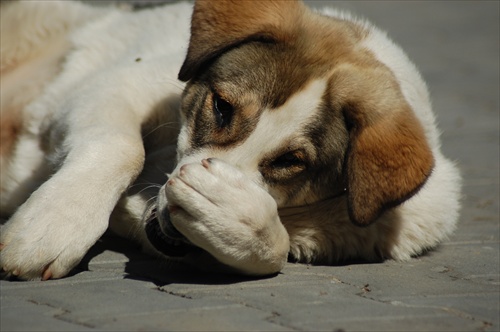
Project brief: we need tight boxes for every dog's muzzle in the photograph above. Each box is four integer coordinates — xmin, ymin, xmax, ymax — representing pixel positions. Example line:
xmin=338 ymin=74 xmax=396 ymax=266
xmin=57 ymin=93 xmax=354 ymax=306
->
xmin=144 ymin=207 xmax=198 ymax=257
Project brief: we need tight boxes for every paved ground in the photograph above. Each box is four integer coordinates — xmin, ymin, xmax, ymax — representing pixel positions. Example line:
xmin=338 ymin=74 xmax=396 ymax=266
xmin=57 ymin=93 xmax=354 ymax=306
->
xmin=1 ymin=1 xmax=499 ymax=331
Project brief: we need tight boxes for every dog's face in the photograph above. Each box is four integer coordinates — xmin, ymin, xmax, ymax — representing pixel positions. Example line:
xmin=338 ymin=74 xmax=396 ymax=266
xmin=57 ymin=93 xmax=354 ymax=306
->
xmin=173 ymin=0 xmax=434 ymax=225
xmin=175 ymin=47 xmax=348 ymax=209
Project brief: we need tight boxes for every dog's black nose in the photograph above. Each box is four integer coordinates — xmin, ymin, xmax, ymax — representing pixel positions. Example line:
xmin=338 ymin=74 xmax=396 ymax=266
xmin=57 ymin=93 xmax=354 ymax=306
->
xmin=145 ymin=209 xmax=196 ymax=257
xmin=160 ymin=208 xmax=185 ymax=240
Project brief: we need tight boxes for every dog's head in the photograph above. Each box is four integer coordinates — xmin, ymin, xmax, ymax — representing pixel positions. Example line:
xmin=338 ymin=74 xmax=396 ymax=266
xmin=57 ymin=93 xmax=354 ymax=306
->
xmin=172 ymin=0 xmax=434 ymax=227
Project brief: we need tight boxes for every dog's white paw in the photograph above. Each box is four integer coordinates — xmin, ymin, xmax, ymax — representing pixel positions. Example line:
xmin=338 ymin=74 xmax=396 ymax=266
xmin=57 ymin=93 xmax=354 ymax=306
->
xmin=0 ymin=188 xmax=107 ymax=280
xmin=163 ymin=158 xmax=289 ymax=275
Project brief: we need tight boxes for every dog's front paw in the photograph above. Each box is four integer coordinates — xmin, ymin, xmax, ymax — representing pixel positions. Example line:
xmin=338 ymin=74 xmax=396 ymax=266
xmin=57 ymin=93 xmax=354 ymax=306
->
xmin=162 ymin=158 xmax=289 ymax=275
xmin=0 ymin=191 xmax=107 ymax=280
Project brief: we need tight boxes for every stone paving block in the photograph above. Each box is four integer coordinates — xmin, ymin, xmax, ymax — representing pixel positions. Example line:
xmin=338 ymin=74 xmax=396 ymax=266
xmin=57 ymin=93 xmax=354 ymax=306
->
xmin=330 ymin=314 xmax=487 ymax=332
xmin=95 ymin=303 xmax=291 ymax=331
xmin=390 ymin=293 xmax=500 ymax=329
xmin=3 ymin=276 xmax=283 ymax=331
xmin=4 ymin=278 xmax=212 ymax=319
xmin=0 ymin=297 xmax=93 ymax=331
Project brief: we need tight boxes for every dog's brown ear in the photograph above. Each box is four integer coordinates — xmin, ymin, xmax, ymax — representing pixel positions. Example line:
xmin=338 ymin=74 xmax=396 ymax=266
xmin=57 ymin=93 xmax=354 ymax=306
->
xmin=336 ymin=67 xmax=434 ymax=226
xmin=178 ymin=0 xmax=304 ymax=82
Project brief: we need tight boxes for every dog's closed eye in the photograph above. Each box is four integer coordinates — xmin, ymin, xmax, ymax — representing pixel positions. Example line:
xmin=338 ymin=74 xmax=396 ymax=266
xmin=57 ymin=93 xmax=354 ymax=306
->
xmin=212 ymin=93 xmax=233 ymax=129
xmin=271 ymin=151 xmax=305 ymax=169
xmin=260 ymin=150 xmax=308 ymax=183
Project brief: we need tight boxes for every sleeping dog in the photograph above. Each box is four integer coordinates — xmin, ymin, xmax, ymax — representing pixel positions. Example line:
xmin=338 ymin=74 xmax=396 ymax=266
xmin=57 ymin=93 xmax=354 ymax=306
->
xmin=0 ymin=0 xmax=461 ymax=280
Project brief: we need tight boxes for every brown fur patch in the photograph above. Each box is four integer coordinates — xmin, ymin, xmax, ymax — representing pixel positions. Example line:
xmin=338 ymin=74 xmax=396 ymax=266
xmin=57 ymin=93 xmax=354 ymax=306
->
xmin=346 ymin=109 xmax=434 ymax=225
xmin=0 ymin=110 xmax=22 ymax=157
xmin=324 ymin=62 xmax=434 ymax=225
xmin=178 ymin=0 xmax=304 ymax=81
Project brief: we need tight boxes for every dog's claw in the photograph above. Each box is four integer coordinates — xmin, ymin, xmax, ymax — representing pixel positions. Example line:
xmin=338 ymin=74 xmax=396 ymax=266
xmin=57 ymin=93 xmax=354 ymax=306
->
xmin=42 ymin=269 xmax=52 ymax=281
xmin=201 ymin=159 xmax=210 ymax=168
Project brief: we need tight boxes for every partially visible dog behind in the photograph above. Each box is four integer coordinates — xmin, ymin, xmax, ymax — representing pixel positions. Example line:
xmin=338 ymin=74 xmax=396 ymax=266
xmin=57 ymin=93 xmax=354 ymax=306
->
xmin=0 ymin=0 xmax=461 ymax=280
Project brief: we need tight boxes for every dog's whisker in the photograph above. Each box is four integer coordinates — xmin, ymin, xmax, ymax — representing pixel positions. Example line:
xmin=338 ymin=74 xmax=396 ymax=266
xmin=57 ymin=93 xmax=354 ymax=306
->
xmin=141 ymin=184 xmax=162 ymax=192
xmin=127 ymin=183 xmax=163 ymax=197
xmin=152 ymin=165 xmax=173 ymax=178
xmin=145 ymin=196 xmax=158 ymax=207
xmin=152 ymin=80 xmax=184 ymax=92
xmin=129 ymin=182 xmax=162 ymax=190
xmin=142 ymin=121 xmax=180 ymax=140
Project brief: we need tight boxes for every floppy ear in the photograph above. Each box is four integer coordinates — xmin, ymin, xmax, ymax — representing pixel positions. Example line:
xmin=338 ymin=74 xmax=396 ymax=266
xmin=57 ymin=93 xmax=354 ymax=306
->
xmin=338 ymin=68 xmax=434 ymax=226
xmin=178 ymin=0 xmax=304 ymax=82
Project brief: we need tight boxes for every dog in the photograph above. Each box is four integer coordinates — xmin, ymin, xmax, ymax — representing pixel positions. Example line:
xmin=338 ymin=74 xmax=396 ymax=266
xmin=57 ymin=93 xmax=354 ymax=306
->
xmin=0 ymin=0 xmax=461 ymax=280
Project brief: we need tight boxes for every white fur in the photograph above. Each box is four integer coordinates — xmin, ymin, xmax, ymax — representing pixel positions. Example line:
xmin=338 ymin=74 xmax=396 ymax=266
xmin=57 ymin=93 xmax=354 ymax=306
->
xmin=351 ymin=11 xmax=461 ymax=257
xmin=0 ymin=1 xmax=192 ymax=279
xmin=316 ymin=7 xmax=461 ymax=258
xmin=0 ymin=1 xmax=460 ymax=280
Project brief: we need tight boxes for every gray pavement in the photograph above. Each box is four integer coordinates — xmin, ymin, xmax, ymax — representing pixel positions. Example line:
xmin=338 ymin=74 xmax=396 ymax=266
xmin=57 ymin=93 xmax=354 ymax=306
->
xmin=1 ymin=1 xmax=499 ymax=331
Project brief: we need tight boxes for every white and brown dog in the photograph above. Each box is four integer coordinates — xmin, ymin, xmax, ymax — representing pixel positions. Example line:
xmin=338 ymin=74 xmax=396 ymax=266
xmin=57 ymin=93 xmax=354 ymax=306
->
xmin=0 ymin=0 xmax=461 ymax=280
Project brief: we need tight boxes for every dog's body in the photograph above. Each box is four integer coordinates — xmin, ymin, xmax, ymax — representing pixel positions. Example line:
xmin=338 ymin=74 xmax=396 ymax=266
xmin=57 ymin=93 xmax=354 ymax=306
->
xmin=0 ymin=0 xmax=461 ymax=280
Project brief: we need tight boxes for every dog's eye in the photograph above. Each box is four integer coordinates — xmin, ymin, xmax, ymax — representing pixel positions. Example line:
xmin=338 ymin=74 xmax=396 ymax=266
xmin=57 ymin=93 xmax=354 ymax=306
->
xmin=261 ymin=150 xmax=308 ymax=182
xmin=213 ymin=93 xmax=233 ymax=128
xmin=271 ymin=151 xmax=305 ymax=169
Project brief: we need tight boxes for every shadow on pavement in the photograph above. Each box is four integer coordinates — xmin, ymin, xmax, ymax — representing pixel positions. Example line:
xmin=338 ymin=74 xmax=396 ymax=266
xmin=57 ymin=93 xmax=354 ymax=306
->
xmin=76 ymin=232 xmax=277 ymax=287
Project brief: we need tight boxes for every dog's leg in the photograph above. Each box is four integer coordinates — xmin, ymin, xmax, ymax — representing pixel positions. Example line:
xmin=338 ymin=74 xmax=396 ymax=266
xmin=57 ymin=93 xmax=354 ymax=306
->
xmin=163 ymin=158 xmax=290 ymax=276
xmin=0 ymin=59 xmax=182 ymax=280
xmin=0 ymin=101 xmax=145 ymax=280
